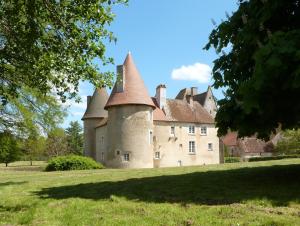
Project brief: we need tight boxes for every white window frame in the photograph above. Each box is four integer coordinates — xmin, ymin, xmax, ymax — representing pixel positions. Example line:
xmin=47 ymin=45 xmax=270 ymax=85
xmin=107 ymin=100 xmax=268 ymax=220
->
xmin=124 ymin=153 xmax=130 ymax=161
xmin=200 ymin=126 xmax=207 ymax=135
xmin=208 ymin=143 xmax=213 ymax=151
xmin=154 ymin=151 xmax=160 ymax=159
xmin=170 ymin=126 xmax=175 ymax=135
xmin=188 ymin=125 xmax=195 ymax=134
xmin=189 ymin=141 xmax=196 ymax=154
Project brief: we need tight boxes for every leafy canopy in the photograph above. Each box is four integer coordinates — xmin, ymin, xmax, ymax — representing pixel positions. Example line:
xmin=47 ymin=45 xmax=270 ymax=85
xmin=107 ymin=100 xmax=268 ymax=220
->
xmin=0 ymin=0 xmax=127 ymax=105
xmin=205 ymin=0 xmax=300 ymax=139
xmin=0 ymin=131 xmax=22 ymax=166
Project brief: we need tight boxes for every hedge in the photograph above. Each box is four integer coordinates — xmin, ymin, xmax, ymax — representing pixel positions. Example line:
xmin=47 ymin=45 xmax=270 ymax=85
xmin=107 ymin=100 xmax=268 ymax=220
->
xmin=248 ymin=155 xmax=300 ymax=162
xmin=45 ymin=155 xmax=104 ymax=171
xmin=225 ymin=157 xmax=241 ymax=163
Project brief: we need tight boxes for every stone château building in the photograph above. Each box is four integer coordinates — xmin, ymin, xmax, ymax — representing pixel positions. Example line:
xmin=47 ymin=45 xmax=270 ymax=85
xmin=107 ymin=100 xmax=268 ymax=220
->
xmin=82 ymin=53 xmax=220 ymax=168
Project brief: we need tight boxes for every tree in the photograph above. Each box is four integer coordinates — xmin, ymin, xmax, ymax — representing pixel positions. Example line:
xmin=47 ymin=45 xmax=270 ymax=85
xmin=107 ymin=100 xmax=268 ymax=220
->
xmin=0 ymin=132 xmax=21 ymax=167
xmin=205 ymin=0 xmax=300 ymax=139
xmin=0 ymin=86 xmax=66 ymax=136
xmin=45 ymin=128 xmax=68 ymax=157
xmin=0 ymin=0 xmax=127 ymax=106
xmin=65 ymin=121 xmax=83 ymax=155
xmin=23 ymin=132 xmax=46 ymax=165
xmin=275 ymin=129 xmax=300 ymax=154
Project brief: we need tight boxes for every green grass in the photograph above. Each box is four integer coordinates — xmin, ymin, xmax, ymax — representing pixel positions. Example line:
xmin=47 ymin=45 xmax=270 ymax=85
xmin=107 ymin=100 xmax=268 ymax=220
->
xmin=0 ymin=159 xmax=300 ymax=226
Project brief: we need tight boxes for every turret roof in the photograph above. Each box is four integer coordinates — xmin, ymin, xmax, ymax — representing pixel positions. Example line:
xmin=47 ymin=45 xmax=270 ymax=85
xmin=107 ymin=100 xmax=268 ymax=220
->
xmin=82 ymin=87 xmax=108 ymax=120
xmin=104 ymin=53 xmax=155 ymax=109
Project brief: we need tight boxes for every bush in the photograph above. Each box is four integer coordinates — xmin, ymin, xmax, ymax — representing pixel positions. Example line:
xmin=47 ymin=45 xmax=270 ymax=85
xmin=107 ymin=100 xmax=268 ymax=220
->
xmin=225 ymin=157 xmax=240 ymax=163
xmin=248 ymin=155 xmax=300 ymax=162
xmin=45 ymin=155 xmax=104 ymax=171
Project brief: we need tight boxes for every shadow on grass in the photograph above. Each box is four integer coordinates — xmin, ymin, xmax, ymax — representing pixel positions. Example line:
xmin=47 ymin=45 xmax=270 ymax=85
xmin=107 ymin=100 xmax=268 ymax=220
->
xmin=0 ymin=181 xmax=27 ymax=187
xmin=35 ymin=164 xmax=300 ymax=206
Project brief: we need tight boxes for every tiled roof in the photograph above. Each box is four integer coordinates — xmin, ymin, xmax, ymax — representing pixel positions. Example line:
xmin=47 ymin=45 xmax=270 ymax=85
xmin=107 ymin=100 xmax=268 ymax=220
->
xmin=221 ymin=132 xmax=238 ymax=146
xmin=105 ymin=53 xmax=155 ymax=109
xmin=82 ymin=88 xmax=108 ymax=120
xmin=238 ymin=138 xmax=266 ymax=153
xmin=152 ymin=98 xmax=214 ymax=124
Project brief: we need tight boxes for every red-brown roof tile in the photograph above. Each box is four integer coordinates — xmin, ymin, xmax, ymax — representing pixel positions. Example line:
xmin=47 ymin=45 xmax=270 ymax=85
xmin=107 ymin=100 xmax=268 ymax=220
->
xmin=105 ymin=53 xmax=155 ymax=109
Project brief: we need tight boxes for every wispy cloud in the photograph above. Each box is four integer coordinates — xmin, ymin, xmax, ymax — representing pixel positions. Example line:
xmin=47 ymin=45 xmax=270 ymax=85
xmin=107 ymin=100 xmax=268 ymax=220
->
xmin=171 ymin=63 xmax=212 ymax=83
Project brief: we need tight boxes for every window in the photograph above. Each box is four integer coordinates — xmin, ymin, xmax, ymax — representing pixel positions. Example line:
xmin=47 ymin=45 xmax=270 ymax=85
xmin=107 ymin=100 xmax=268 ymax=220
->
xmin=155 ymin=152 xmax=160 ymax=159
xmin=124 ymin=153 xmax=129 ymax=161
xmin=170 ymin=126 xmax=175 ymax=135
xmin=189 ymin=141 xmax=195 ymax=154
xmin=101 ymin=136 xmax=104 ymax=144
xmin=149 ymin=130 xmax=153 ymax=144
xmin=101 ymin=152 xmax=104 ymax=161
xmin=189 ymin=125 xmax=195 ymax=134
xmin=208 ymin=143 xmax=213 ymax=151
xmin=200 ymin=126 xmax=207 ymax=135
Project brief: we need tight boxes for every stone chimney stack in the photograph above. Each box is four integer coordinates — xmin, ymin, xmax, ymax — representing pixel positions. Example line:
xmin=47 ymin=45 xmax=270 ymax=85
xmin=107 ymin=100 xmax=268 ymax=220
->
xmin=155 ymin=84 xmax=166 ymax=109
xmin=191 ymin=87 xmax=198 ymax=96
xmin=87 ymin=96 xmax=92 ymax=107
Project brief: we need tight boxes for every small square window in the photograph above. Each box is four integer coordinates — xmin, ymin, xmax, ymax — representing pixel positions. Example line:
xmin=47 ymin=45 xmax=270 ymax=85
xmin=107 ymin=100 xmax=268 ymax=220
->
xmin=124 ymin=153 xmax=129 ymax=161
xmin=200 ymin=126 xmax=207 ymax=135
xmin=208 ymin=143 xmax=213 ymax=151
xmin=189 ymin=126 xmax=195 ymax=134
xmin=189 ymin=141 xmax=195 ymax=154
xmin=155 ymin=152 xmax=160 ymax=159
xmin=171 ymin=126 xmax=175 ymax=135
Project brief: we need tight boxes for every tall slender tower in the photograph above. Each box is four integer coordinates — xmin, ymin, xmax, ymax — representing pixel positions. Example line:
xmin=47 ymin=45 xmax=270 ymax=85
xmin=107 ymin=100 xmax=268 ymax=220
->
xmin=104 ymin=53 xmax=155 ymax=168
xmin=82 ymin=88 xmax=108 ymax=160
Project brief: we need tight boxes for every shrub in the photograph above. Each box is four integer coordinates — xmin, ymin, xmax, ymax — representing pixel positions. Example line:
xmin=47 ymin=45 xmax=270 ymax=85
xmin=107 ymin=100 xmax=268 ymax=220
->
xmin=225 ymin=157 xmax=240 ymax=163
xmin=248 ymin=155 xmax=300 ymax=162
xmin=45 ymin=155 xmax=104 ymax=171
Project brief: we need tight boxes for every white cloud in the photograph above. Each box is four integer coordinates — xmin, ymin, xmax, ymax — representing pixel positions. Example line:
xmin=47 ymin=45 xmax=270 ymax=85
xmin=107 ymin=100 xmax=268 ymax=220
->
xmin=171 ymin=63 xmax=212 ymax=83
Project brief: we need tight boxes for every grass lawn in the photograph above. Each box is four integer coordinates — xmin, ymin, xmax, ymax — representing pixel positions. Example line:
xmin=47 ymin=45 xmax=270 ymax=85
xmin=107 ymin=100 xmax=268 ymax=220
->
xmin=0 ymin=159 xmax=300 ymax=226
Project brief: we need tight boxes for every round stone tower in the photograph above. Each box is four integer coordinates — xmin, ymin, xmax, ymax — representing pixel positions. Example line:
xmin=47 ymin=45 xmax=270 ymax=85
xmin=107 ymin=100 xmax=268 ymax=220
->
xmin=82 ymin=88 xmax=108 ymax=160
xmin=104 ymin=53 xmax=155 ymax=168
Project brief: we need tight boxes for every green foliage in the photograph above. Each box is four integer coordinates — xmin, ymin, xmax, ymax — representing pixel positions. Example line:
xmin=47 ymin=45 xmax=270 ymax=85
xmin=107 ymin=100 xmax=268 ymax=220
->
xmin=0 ymin=86 xmax=66 ymax=135
xmin=65 ymin=121 xmax=83 ymax=155
xmin=0 ymin=132 xmax=22 ymax=166
xmin=45 ymin=155 xmax=103 ymax=171
xmin=0 ymin=0 xmax=127 ymax=105
xmin=275 ymin=129 xmax=300 ymax=154
xmin=224 ymin=157 xmax=240 ymax=163
xmin=22 ymin=133 xmax=46 ymax=164
xmin=248 ymin=155 xmax=300 ymax=162
xmin=45 ymin=128 xmax=68 ymax=157
xmin=205 ymin=0 xmax=300 ymax=139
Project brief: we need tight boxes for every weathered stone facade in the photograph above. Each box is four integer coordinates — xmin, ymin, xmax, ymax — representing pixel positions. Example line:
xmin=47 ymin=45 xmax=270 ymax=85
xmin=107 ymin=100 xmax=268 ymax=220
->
xmin=83 ymin=53 xmax=220 ymax=168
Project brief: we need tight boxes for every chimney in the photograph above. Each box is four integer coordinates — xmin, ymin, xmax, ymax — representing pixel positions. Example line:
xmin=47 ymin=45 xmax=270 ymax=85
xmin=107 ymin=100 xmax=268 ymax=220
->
xmin=155 ymin=84 xmax=166 ymax=109
xmin=191 ymin=87 xmax=198 ymax=96
xmin=187 ymin=95 xmax=193 ymax=107
xmin=87 ymin=96 xmax=92 ymax=107
xmin=116 ymin=65 xmax=125 ymax=92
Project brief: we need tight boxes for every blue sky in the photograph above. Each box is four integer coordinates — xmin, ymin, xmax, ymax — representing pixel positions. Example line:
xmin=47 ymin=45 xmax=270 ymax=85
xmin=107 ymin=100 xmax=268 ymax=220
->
xmin=63 ymin=0 xmax=238 ymax=127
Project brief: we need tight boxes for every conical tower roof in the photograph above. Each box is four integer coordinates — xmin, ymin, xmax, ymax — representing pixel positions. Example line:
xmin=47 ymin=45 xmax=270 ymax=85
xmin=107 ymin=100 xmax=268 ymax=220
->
xmin=105 ymin=53 xmax=155 ymax=109
xmin=82 ymin=87 xmax=108 ymax=120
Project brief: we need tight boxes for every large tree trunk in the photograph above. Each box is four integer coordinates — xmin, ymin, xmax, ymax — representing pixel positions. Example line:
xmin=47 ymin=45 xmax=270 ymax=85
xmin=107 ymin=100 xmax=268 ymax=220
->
xmin=5 ymin=163 xmax=8 ymax=167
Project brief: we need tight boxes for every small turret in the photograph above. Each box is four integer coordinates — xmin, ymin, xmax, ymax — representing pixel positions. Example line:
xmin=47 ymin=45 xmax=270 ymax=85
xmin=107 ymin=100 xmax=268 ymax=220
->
xmin=82 ymin=87 xmax=108 ymax=159
xmin=105 ymin=53 xmax=155 ymax=168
